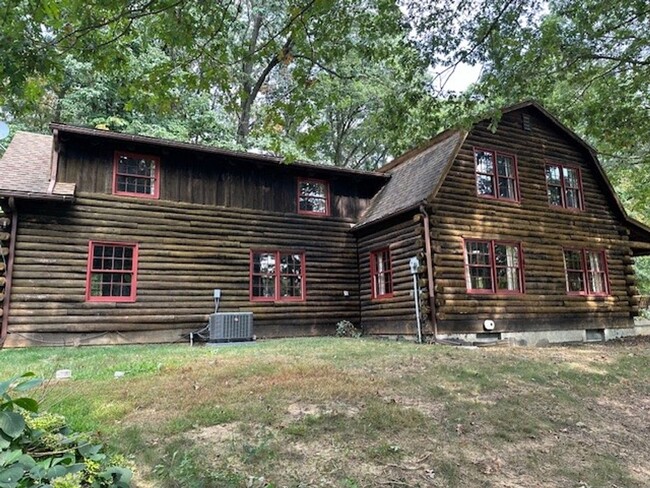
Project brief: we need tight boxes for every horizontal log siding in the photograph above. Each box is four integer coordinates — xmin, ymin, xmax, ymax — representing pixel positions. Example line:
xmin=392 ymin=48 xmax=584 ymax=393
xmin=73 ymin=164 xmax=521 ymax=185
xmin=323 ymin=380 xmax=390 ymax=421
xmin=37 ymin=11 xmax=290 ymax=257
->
xmin=57 ymin=137 xmax=379 ymax=221
xmin=357 ymin=213 xmax=424 ymax=335
xmin=4 ymin=193 xmax=360 ymax=346
xmin=431 ymin=108 xmax=635 ymax=333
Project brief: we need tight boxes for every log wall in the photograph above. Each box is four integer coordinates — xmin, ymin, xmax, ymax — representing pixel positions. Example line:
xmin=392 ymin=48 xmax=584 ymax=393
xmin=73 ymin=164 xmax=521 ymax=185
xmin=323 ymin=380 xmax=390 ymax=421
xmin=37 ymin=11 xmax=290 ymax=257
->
xmin=357 ymin=212 xmax=425 ymax=335
xmin=431 ymin=107 xmax=637 ymax=333
xmin=4 ymin=193 xmax=361 ymax=346
xmin=0 ymin=207 xmax=9 ymax=321
xmin=57 ymin=135 xmax=381 ymax=221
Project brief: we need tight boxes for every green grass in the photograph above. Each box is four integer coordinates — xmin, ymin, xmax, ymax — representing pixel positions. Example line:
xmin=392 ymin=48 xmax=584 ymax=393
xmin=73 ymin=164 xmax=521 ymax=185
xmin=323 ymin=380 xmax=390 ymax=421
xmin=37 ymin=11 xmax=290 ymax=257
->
xmin=1 ymin=337 xmax=648 ymax=487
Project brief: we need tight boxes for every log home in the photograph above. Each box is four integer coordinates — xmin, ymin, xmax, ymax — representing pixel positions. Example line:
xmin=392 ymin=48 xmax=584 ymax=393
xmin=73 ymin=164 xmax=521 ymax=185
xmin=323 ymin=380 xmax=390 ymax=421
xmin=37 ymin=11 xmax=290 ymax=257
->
xmin=1 ymin=101 xmax=649 ymax=347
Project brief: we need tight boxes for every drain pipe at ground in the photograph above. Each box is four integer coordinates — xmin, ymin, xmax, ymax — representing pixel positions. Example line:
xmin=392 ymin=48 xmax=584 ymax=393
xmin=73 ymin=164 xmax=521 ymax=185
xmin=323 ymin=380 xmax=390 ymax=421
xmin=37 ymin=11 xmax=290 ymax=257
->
xmin=409 ymin=256 xmax=422 ymax=343
xmin=420 ymin=205 xmax=438 ymax=342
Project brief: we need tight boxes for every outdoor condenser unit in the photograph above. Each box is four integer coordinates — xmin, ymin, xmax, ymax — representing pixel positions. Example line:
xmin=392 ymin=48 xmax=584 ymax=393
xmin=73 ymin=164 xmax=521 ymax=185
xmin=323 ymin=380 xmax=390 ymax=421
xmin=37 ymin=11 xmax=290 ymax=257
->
xmin=208 ymin=312 xmax=254 ymax=343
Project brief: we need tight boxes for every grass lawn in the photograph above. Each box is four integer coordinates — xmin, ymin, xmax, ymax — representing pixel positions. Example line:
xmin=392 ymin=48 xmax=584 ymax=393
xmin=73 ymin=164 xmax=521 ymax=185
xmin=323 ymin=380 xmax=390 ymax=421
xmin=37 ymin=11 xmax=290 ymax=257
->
xmin=0 ymin=337 xmax=648 ymax=487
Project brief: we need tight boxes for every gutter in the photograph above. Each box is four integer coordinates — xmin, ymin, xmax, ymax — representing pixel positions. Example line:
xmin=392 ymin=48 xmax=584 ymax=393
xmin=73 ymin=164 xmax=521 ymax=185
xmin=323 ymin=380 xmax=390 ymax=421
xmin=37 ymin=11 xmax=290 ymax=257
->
xmin=0 ymin=190 xmax=74 ymax=202
xmin=1 ymin=197 xmax=17 ymax=347
xmin=420 ymin=204 xmax=438 ymax=342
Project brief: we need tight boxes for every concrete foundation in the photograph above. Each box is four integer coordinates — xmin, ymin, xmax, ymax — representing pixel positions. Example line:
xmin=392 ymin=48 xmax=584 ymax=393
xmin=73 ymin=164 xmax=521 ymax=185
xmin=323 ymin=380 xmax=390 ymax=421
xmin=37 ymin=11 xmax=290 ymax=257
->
xmin=437 ymin=325 xmax=646 ymax=347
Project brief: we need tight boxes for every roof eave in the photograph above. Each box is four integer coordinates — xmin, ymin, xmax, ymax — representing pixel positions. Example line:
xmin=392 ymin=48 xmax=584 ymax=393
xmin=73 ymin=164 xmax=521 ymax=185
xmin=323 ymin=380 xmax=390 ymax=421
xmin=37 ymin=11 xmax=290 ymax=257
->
xmin=0 ymin=190 xmax=75 ymax=202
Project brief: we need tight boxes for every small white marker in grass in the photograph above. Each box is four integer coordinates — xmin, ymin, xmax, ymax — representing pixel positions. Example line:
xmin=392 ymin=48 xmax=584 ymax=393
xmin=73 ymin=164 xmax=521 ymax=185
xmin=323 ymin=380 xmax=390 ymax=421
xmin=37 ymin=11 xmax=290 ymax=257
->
xmin=55 ymin=369 xmax=72 ymax=380
xmin=114 ymin=371 xmax=125 ymax=379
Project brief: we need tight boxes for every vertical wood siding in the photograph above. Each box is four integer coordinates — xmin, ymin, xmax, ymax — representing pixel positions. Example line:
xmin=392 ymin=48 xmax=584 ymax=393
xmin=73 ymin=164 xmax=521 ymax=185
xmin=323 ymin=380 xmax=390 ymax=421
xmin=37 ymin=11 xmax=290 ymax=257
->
xmin=431 ymin=108 xmax=636 ymax=333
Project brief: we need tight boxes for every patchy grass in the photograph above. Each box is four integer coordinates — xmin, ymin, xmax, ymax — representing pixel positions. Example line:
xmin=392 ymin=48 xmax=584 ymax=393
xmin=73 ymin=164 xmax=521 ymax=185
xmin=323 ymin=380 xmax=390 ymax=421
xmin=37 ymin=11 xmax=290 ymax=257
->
xmin=0 ymin=337 xmax=649 ymax=487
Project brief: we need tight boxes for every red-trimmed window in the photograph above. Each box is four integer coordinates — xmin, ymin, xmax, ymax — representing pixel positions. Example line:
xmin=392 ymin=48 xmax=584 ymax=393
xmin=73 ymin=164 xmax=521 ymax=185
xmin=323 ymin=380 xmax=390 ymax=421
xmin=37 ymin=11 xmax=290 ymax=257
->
xmin=464 ymin=240 xmax=524 ymax=294
xmin=250 ymin=251 xmax=305 ymax=301
xmin=474 ymin=148 xmax=519 ymax=201
xmin=297 ymin=179 xmax=329 ymax=215
xmin=86 ymin=242 xmax=138 ymax=302
xmin=563 ymin=249 xmax=609 ymax=295
xmin=370 ymin=248 xmax=393 ymax=299
xmin=545 ymin=163 xmax=583 ymax=210
xmin=113 ymin=151 xmax=160 ymax=199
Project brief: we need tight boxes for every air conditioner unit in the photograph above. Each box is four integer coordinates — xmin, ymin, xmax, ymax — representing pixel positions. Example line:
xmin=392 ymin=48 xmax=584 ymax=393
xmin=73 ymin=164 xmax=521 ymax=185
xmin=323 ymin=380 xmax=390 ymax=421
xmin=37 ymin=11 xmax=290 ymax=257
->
xmin=208 ymin=312 xmax=254 ymax=343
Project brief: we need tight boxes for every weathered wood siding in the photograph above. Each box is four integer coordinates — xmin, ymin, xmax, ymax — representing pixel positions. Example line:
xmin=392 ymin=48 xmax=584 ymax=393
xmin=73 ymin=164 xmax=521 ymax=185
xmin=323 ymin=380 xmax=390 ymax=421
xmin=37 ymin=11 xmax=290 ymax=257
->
xmin=4 ymin=194 xmax=360 ymax=346
xmin=431 ymin=107 xmax=636 ymax=333
xmin=57 ymin=135 xmax=378 ymax=220
xmin=357 ymin=213 xmax=424 ymax=335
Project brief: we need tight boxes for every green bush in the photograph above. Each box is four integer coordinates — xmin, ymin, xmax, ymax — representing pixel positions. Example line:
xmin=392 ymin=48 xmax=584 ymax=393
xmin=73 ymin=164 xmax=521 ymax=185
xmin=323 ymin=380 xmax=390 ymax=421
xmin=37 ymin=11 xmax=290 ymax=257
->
xmin=0 ymin=372 xmax=132 ymax=488
xmin=336 ymin=320 xmax=361 ymax=338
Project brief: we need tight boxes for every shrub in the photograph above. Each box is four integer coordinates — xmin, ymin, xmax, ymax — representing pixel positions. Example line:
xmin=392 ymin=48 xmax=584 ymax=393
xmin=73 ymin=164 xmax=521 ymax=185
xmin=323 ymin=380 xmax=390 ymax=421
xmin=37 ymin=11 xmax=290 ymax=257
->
xmin=0 ymin=372 xmax=132 ymax=487
xmin=336 ymin=320 xmax=361 ymax=338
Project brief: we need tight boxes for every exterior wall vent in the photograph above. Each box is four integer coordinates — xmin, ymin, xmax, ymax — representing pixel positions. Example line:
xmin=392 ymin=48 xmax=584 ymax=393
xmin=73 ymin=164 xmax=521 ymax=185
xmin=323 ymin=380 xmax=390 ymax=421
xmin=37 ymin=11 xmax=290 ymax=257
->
xmin=208 ymin=312 xmax=254 ymax=342
xmin=585 ymin=329 xmax=605 ymax=342
xmin=522 ymin=113 xmax=532 ymax=131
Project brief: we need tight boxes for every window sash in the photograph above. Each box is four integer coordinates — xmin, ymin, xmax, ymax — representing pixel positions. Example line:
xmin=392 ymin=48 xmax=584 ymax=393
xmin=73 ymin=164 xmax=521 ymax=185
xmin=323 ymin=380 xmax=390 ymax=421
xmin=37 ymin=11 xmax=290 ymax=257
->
xmin=297 ymin=179 xmax=329 ymax=215
xmin=86 ymin=242 xmax=138 ymax=302
xmin=546 ymin=163 xmax=583 ymax=210
xmin=113 ymin=152 xmax=159 ymax=198
xmin=563 ymin=249 xmax=609 ymax=295
xmin=371 ymin=248 xmax=393 ymax=298
xmin=465 ymin=240 xmax=523 ymax=294
xmin=474 ymin=149 xmax=518 ymax=201
xmin=250 ymin=251 xmax=305 ymax=301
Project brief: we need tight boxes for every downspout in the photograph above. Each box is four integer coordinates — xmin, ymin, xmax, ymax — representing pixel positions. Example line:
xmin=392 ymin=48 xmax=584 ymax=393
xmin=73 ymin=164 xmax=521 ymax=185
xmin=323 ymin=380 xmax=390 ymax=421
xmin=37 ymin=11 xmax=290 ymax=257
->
xmin=1 ymin=197 xmax=17 ymax=347
xmin=420 ymin=204 xmax=438 ymax=342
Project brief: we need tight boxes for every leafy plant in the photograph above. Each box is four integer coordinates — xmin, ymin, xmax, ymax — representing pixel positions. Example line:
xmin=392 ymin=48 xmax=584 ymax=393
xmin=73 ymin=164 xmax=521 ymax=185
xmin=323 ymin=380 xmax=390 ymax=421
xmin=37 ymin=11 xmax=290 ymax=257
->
xmin=0 ymin=372 xmax=132 ymax=487
xmin=336 ymin=320 xmax=362 ymax=338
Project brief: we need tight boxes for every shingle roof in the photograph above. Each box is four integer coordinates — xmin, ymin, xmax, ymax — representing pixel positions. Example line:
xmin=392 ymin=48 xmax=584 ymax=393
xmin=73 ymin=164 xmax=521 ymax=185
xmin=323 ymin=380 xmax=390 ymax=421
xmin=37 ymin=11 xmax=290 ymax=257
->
xmin=0 ymin=131 xmax=74 ymax=199
xmin=355 ymin=130 xmax=466 ymax=229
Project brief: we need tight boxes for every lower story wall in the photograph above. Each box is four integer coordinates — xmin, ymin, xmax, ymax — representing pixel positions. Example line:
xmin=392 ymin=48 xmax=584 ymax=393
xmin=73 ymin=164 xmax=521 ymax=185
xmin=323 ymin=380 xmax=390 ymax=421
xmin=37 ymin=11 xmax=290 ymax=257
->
xmin=5 ymin=193 xmax=360 ymax=346
xmin=356 ymin=213 xmax=425 ymax=336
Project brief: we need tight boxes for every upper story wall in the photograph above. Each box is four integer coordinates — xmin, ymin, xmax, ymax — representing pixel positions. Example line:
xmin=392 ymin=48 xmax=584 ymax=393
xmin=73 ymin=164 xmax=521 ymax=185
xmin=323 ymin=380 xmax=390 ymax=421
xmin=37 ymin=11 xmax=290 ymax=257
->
xmin=56 ymin=132 xmax=384 ymax=221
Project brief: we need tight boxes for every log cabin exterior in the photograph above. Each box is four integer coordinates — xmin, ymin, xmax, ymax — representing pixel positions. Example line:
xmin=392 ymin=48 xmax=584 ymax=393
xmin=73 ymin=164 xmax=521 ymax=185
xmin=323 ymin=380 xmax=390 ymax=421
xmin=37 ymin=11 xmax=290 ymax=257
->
xmin=1 ymin=101 xmax=649 ymax=346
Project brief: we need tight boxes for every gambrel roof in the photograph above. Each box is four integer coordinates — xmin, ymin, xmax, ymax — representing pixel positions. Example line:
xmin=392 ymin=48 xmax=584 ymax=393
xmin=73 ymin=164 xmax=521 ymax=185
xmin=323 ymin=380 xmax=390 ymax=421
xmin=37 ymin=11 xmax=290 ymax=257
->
xmin=354 ymin=100 xmax=650 ymax=255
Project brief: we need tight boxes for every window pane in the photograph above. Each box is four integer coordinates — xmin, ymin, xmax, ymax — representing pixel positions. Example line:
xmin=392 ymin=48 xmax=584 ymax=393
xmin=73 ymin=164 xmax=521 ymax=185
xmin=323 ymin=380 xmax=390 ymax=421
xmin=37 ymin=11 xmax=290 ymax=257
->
xmin=299 ymin=181 xmax=327 ymax=214
xmin=547 ymin=186 xmax=562 ymax=206
xmin=565 ymin=188 xmax=581 ymax=209
xmin=563 ymin=167 xmax=579 ymax=187
xmin=545 ymin=165 xmax=561 ymax=185
xmin=475 ymin=150 xmax=494 ymax=174
xmin=564 ymin=250 xmax=582 ymax=270
xmin=469 ymin=267 xmax=492 ymax=290
xmin=498 ymin=176 xmax=515 ymax=199
xmin=496 ymin=155 xmax=514 ymax=177
xmin=466 ymin=241 xmax=490 ymax=265
xmin=567 ymin=271 xmax=585 ymax=292
xmin=496 ymin=267 xmax=520 ymax=291
xmin=586 ymin=251 xmax=604 ymax=272
xmin=477 ymin=174 xmax=495 ymax=196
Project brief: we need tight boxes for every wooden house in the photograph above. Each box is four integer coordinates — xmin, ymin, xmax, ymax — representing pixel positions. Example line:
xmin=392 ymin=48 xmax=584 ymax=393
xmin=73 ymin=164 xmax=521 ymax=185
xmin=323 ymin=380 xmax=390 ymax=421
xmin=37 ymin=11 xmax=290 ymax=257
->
xmin=1 ymin=101 xmax=649 ymax=347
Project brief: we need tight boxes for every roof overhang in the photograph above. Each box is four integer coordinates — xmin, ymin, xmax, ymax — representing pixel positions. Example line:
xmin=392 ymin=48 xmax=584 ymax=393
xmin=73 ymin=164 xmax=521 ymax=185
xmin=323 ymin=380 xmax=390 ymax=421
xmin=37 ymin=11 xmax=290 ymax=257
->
xmin=0 ymin=190 xmax=75 ymax=202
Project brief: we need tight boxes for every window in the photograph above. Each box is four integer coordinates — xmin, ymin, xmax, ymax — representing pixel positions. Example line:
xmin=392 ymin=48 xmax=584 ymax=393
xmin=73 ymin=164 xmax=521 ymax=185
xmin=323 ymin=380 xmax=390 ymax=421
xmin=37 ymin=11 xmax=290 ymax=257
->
xmin=545 ymin=164 xmax=583 ymax=210
xmin=464 ymin=240 xmax=524 ymax=294
xmin=86 ymin=242 xmax=138 ymax=302
xmin=113 ymin=152 xmax=160 ymax=198
xmin=250 ymin=251 xmax=305 ymax=301
xmin=474 ymin=148 xmax=519 ymax=201
xmin=370 ymin=248 xmax=393 ymax=299
xmin=297 ymin=179 xmax=329 ymax=215
xmin=563 ymin=249 xmax=609 ymax=295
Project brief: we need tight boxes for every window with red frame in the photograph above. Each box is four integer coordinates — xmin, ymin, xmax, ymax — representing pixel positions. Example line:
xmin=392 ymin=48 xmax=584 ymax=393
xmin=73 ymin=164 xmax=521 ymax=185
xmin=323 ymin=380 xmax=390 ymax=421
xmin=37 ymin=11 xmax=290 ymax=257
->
xmin=86 ymin=242 xmax=138 ymax=302
xmin=563 ymin=249 xmax=609 ymax=295
xmin=370 ymin=248 xmax=393 ymax=299
xmin=113 ymin=152 xmax=160 ymax=198
xmin=250 ymin=251 xmax=305 ymax=301
xmin=474 ymin=149 xmax=519 ymax=201
xmin=297 ymin=179 xmax=329 ymax=215
xmin=545 ymin=164 xmax=583 ymax=210
xmin=464 ymin=240 xmax=523 ymax=293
